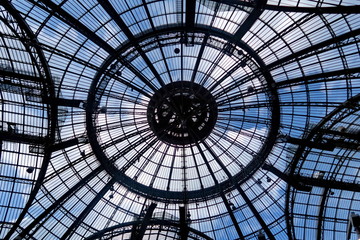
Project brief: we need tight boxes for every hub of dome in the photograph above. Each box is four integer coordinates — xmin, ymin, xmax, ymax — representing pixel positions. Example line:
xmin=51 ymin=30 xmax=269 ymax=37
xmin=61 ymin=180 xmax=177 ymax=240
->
xmin=147 ymin=81 xmax=217 ymax=145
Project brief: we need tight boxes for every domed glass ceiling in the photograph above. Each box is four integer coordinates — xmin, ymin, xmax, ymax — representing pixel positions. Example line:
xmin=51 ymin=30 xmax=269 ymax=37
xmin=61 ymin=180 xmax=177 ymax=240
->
xmin=0 ymin=0 xmax=359 ymax=239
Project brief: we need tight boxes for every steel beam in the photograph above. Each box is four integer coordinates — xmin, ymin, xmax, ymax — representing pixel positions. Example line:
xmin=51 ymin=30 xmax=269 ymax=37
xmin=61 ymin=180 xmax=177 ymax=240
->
xmin=233 ymin=0 xmax=267 ymax=41
xmin=316 ymin=188 xmax=329 ymax=240
xmin=262 ymin=163 xmax=312 ymax=192
xmin=202 ymin=141 xmax=276 ymax=240
xmin=326 ymin=139 xmax=360 ymax=150
xmin=60 ymin=178 xmax=116 ymax=240
xmin=49 ymin=137 xmax=86 ymax=152
xmin=0 ymin=70 xmax=43 ymax=83
xmin=49 ymin=98 xmax=84 ymax=108
xmin=283 ymin=136 xmax=335 ymax=151
xmin=190 ymin=35 xmax=209 ymax=83
xmin=85 ymin=220 xmax=213 ymax=240
xmin=193 ymin=141 xmax=245 ymax=240
xmin=15 ymin=167 xmax=103 ymax=239
xmin=32 ymin=0 xmax=157 ymax=92
xmin=266 ymin=4 xmax=360 ymax=13
xmin=276 ymin=67 xmax=360 ymax=88
xmin=268 ymin=29 xmax=360 ymax=70
xmin=319 ymin=128 xmax=360 ymax=141
xmin=0 ymin=131 xmax=46 ymax=145
xmin=186 ymin=0 xmax=196 ymax=29
xmin=294 ymin=175 xmax=360 ymax=192
xmin=209 ymin=0 xmax=360 ymax=13
xmin=2 ymin=1 xmax=56 ymax=239
xmin=33 ymin=0 xmax=115 ymax=54
xmin=179 ymin=206 xmax=189 ymax=240
xmin=220 ymin=192 xmax=245 ymax=240
xmin=98 ymin=0 xmax=165 ymax=87
xmin=131 ymin=203 xmax=157 ymax=240
xmin=237 ymin=187 xmax=275 ymax=240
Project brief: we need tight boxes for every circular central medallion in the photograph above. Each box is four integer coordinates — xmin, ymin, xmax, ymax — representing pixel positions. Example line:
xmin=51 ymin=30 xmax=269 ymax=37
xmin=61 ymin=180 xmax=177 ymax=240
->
xmin=86 ymin=30 xmax=281 ymax=202
xmin=147 ymin=82 xmax=218 ymax=145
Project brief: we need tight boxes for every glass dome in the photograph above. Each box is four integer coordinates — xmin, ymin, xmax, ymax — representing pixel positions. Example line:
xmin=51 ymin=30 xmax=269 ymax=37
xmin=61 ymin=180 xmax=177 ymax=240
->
xmin=0 ymin=0 xmax=359 ymax=239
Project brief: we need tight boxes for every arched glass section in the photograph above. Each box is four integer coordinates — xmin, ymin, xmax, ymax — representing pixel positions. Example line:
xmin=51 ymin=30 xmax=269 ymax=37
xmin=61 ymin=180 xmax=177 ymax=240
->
xmin=0 ymin=0 xmax=359 ymax=239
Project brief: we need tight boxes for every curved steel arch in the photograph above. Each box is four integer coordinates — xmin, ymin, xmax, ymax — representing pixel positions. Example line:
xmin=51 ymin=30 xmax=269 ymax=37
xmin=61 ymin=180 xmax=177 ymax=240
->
xmin=84 ymin=220 xmax=213 ymax=240
xmin=285 ymin=93 xmax=360 ymax=240
xmin=0 ymin=1 xmax=57 ymax=239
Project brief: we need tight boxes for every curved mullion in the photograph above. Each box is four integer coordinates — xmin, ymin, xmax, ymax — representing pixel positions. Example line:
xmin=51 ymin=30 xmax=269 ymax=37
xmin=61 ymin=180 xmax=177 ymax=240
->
xmin=200 ymin=139 xmax=276 ymax=240
xmin=141 ymin=0 xmax=175 ymax=83
xmin=101 ymin=125 xmax=152 ymax=149
xmin=15 ymin=167 xmax=104 ymax=239
xmin=217 ymin=100 xmax=270 ymax=110
xmin=214 ymin=0 xmax=360 ymax=13
xmin=96 ymin=118 xmax=148 ymax=133
xmin=108 ymin=132 xmax=156 ymax=166
xmin=98 ymin=0 xmax=165 ymax=88
xmin=208 ymin=56 xmax=255 ymax=93
xmin=255 ymin=13 xmax=317 ymax=56
xmin=191 ymin=141 xmax=220 ymax=185
xmin=267 ymin=27 xmax=360 ymax=71
xmin=211 ymin=128 xmax=258 ymax=156
xmin=103 ymin=188 xmax=131 ymax=229
xmin=97 ymin=120 xmax=148 ymax=134
xmin=275 ymin=67 xmax=360 ymax=89
xmin=101 ymin=91 xmax=149 ymax=108
xmin=43 ymin=150 xmax=97 ymax=184
xmin=115 ymin=119 xmax=192 ymax=173
xmin=191 ymin=1 xmax=224 ymax=85
xmin=29 ymin=0 xmax=158 ymax=93
xmin=216 ymin=88 xmax=269 ymax=106
xmin=218 ymin=101 xmax=346 ymax=111
xmin=119 ymin=137 xmax=159 ymax=173
xmin=248 ymin=174 xmax=285 ymax=211
xmin=215 ymin=122 xmax=267 ymax=143
xmin=199 ymin=139 xmax=234 ymax=181
xmin=189 ymin=144 xmax=205 ymax=190
xmin=192 ymin=138 xmax=245 ymax=240
xmin=112 ymin=119 xmax=193 ymax=173
xmin=60 ymin=178 xmax=116 ymax=240
xmin=189 ymin=2 xmax=226 ymax=86
xmin=166 ymin=147 xmax=177 ymax=192
xmin=105 ymin=68 xmax=154 ymax=98
xmin=190 ymin=34 xmax=209 ymax=83
xmin=207 ymin=135 xmax=245 ymax=170
xmin=129 ymin=140 xmax=163 ymax=180
xmin=34 ymin=40 xmax=101 ymax=73
xmin=148 ymin=143 xmax=169 ymax=188
xmin=198 ymin=44 xmax=229 ymax=87
xmin=217 ymin=113 xmax=271 ymax=127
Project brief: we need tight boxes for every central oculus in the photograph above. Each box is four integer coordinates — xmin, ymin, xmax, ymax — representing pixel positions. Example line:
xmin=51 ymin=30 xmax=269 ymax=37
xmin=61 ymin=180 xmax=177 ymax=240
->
xmin=147 ymin=81 xmax=218 ymax=145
